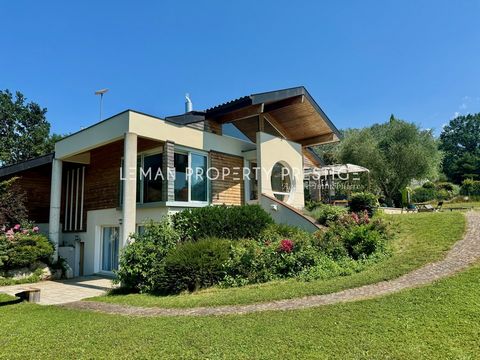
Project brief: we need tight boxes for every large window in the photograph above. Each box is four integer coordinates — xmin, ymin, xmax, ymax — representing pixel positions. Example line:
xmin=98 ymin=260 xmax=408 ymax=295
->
xmin=174 ymin=150 xmax=208 ymax=202
xmin=120 ymin=151 xmax=163 ymax=205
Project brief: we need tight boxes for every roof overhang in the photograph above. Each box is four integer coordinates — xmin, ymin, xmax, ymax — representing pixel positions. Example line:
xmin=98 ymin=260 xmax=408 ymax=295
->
xmin=205 ymin=86 xmax=341 ymax=146
xmin=0 ymin=153 xmax=54 ymax=178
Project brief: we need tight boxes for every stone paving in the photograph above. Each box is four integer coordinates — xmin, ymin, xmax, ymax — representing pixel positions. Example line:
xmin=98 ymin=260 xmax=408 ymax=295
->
xmin=0 ymin=276 xmax=114 ymax=305
xmin=62 ymin=211 xmax=480 ymax=317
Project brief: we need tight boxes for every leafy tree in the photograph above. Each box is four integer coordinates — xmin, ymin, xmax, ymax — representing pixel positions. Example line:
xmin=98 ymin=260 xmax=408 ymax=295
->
xmin=439 ymin=113 xmax=480 ymax=183
xmin=0 ymin=177 xmax=27 ymax=228
xmin=0 ymin=90 xmax=62 ymax=166
xmin=337 ymin=115 xmax=441 ymax=206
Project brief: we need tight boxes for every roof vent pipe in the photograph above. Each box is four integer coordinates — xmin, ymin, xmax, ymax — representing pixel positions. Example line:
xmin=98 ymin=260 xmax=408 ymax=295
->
xmin=185 ymin=93 xmax=193 ymax=113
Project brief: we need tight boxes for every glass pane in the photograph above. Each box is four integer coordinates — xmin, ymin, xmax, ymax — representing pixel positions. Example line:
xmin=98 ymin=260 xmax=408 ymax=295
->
xmin=102 ymin=227 xmax=119 ymax=272
xmin=143 ymin=154 xmax=163 ymax=203
xmin=191 ymin=154 xmax=207 ymax=201
xmin=174 ymin=153 xmax=189 ymax=201
xmin=271 ymin=162 xmax=291 ymax=193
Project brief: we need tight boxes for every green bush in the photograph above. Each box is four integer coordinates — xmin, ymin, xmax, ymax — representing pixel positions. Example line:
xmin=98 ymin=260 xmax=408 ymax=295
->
xmin=115 ymin=219 xmax=180 ymax=293
xmin=172 ymin=205 xmax=273 ymax=241
xmin=422 ymin=181 xmax=435 ymax=189
xmin=348 ymin=192 xmax=378 ymax=215
xmin=412 ymin=187 xmax=436 ymax=203
xmin=0 ymin=178 xmax=28 ymax=229
xmin=316 ymin=213 xmax=390 ymax=260
xmin=309 ymin=204 xmax=347 ymax=226
xmin=157 ymin=238 xmax=233 ymax=294
xmin=1 ymin=233 xmax=54 ymax=270
xmin=460 ymin=179 xmax=480 ymax=196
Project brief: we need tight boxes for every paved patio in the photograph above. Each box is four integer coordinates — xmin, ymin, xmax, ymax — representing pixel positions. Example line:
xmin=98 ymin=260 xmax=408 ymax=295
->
xmin=0 ymin=276 xmax=114 ymax=305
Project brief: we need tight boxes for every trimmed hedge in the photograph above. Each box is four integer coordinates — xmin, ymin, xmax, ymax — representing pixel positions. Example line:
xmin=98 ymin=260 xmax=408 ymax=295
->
xmin=172 ymin=205 xmax=273 ymax=241
xmin=157 ymin=238 xmax=233 ymax=294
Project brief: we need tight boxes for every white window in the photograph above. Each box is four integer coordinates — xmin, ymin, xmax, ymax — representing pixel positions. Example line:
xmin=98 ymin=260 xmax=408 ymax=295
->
xmin=271 ymin=162 xmax=292 ymax=202
xmin=174 ymin=150 xmax=208 ymax=203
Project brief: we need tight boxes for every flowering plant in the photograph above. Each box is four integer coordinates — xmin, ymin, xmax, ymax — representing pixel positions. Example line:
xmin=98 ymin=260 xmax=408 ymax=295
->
xmin=278 ymin=239 xmax=294 ymax=253
xmin=1 ymin=223 xmax=40 ymax=240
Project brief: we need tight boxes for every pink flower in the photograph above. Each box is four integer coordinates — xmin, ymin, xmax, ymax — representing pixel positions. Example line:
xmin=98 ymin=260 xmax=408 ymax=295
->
xmin=362 ymin=210 xmax=370 ymax=224
xmin=32 ymin=226 xmax=39 ymax=233
xmin=13 ymin=224 xmax=21 ymax=231
xmin=351 ymin=212 xmax=360 ymax=224
xmin=22 ymin=229 xmax=28 ymax=234
xmin=6 ymin=229 xmax=14 ymax=240
xmin=278 ymin=239 xmax=294 ymax=253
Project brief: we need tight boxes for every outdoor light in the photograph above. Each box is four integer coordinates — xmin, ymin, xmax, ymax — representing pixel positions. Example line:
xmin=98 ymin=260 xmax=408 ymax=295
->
xmin=94 ymin=88 xmax=109 ymax=121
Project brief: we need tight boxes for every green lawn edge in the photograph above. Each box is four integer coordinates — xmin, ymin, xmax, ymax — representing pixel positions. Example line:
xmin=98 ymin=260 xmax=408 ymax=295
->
xmin=88 ymin=212 xmax=466 ymax=309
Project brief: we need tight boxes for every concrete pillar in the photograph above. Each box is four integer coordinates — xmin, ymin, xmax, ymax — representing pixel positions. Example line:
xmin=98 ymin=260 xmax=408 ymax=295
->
xmin=121 ymin=132 xmax=138 ymax=248
xmin=49 ymin=158 xmax=63 ymax=261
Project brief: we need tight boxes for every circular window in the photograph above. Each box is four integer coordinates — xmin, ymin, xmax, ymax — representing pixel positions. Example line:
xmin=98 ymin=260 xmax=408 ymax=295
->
xmin=271 ymin=162 xmax=292 ymax=202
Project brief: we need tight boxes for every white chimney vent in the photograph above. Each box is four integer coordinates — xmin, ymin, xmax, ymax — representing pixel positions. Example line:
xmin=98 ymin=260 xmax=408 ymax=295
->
xmin=185 ymin=93 xmax=193 ymax=113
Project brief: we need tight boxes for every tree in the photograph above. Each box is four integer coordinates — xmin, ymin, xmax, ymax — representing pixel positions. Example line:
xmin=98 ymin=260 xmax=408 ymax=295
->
xmin=0 ymin=90 xmax=61 ymax=166
xmin=337 ymin=115 xmax=441 ymax=206
xmin=439 ymin=113 xmax=480 ymax=183
xmin=0 ymin=177 xmax=27 ymax=228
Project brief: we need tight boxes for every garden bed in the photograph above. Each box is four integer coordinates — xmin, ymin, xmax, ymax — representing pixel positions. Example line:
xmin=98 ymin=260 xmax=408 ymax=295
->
xmin=89 ymin=211 xmax=465 ymax=308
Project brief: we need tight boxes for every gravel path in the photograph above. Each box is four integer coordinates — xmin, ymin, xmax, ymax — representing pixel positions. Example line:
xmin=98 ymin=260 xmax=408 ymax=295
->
xmin=62 ymin=211 xmax=480 ymax=317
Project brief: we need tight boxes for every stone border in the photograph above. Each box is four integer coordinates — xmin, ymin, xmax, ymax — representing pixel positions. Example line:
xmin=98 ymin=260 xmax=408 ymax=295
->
xmin=62 ymin=211 xmax=480 ymax=317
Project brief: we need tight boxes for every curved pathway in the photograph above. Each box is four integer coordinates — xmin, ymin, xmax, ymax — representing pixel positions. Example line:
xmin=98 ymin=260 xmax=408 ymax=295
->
xmin=63 ymin=211 xmax=480 ymax=317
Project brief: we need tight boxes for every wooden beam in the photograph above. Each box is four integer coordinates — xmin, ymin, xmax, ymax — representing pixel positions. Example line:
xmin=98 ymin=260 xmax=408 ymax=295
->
xmin=209 ymin=104 xmax=263 ymax=123
xmin=263 ymin=113 xmax=289 ymax=138
xmin=263 ymin=95 xmax=304 ymax=112
xmin=299 ymin=133 xmax=339 ymax=147
xmin=259 ymin=114 xmax=265 ymax=132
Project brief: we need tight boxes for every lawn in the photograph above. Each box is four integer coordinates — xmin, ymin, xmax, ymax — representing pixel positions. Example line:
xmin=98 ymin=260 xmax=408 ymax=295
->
xmin=89 ymin=212 xmax=466 ymax=308
xmin=442 ymin=201 xmax=480 ymax=209
xmin=1 ymin=262 xmax=479 ymax=359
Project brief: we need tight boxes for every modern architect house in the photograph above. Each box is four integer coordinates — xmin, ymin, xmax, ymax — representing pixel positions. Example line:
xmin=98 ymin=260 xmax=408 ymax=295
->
xmin=0 ymin=87 xmax=341 ymax=276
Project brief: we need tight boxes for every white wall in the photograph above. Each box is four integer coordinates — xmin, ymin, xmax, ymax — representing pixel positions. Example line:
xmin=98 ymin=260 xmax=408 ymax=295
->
xmin=256 ymin=132 xmax=305 ymax=209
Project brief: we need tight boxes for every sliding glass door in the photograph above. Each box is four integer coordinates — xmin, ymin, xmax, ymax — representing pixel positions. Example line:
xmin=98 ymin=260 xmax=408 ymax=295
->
xmin=101 ymin=227 xmax=119 ymax=272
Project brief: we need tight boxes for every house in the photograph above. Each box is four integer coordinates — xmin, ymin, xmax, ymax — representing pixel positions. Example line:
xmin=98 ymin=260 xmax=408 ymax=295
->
xmin=0 ymin=86 xmax=341 ymax=276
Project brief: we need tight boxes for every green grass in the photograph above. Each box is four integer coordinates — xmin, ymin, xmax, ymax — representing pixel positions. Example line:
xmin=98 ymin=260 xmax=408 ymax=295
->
xmin=1 ymin=262 xmax=479 ymax=359
xmin=89 ymin=212 xmax=466 ymax=308
xmin=442 ymin=201 xmax=480 ymax=209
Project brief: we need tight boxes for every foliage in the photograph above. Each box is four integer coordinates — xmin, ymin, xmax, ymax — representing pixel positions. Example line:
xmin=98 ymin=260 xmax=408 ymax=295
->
xmin=0 ymin=89 xmax=63 ymax=166
xmin=348 ymin=192 xmax=378 ymax=215
xmin=172 ymin=204 xmax=273 ymax=241
xmin=317 ymin=212 xmax=390 ymax=260
xmin=157 ymin=238 xmax=233 ymax=294
xmin=115 ymin=219 xmax=180 ymax=293
xmin=460 ymin=179 xmax=480 ymax=196
xmin=0 ymin=224 xmax=54 ymax=270
xmin=439 ymin=113 xmax=480 ymax=183
xmin=0 ymin=177 xmax=28 ymax=228
xmin=0 ymin=268 xmax=43 ymax=286
xmin=308 ymin=204 xmax=347 ymax=225
xmin=412 ymin=187 xmax=436 ymax=203
xmin=412 ymin=181 xmax=459 ymax=202
xmin=337 ymin=116 xmax=441 ymax=206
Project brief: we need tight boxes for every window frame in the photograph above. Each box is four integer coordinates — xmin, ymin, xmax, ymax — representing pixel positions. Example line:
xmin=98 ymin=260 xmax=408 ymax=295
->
xmin=120 ymin=146 xmax=163 ymax=206
xmin=173 ymin=146 xmax=210 ymax=205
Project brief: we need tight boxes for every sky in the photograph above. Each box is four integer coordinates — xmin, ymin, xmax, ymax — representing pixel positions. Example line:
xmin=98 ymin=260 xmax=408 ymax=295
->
xmin=1 ymin=0 xmax=479 ymax=136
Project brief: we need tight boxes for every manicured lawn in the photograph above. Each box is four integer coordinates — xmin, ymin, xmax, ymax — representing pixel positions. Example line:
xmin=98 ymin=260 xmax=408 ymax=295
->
xmin=0 ymin=263 xmax=479 ymax=359
xmin=89 ymin=212 xmax=466 ymax=308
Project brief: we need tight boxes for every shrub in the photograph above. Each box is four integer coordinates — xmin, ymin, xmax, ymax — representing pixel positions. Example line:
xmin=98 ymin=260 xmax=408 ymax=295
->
xmin=316 ymin=212 xmax=390 ymax=260
xmin=172 ymin=205 xmax=273 ymax=241
xmin=115 ymin=219 xmax=180 ymax=293
xmin=349 ymin=192 xmax=378 ymax=215
xmin=0 ymin=178 xmax=28 ymax=229
xmin=412 ymin=187 xmax=436 ymax=203
xmin=157 ymin=238 xmax=233 ymax=294
xmin=0 ymin=225 xmax=54 ymax=270
xmin=422 ymin=181 xmax=435 ymax=189
xmin=309 ymin=204 xmax=347 ymax=226
xmin=460 ymin=179 xmax=480 ymax=196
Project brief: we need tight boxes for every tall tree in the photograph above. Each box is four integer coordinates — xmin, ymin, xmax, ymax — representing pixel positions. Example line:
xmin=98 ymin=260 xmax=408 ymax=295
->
xmin=337 ymin=116 xmax=441 ymax=206
xmin=439 ymin=113 xmax=480 ymax=183
xmin=0 ymin=90 xmax=59 ymax=166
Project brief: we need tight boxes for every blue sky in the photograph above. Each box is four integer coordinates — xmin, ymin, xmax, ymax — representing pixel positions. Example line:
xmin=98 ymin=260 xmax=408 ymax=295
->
xmin=1 ymin=0 xmax=479 ymax=136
